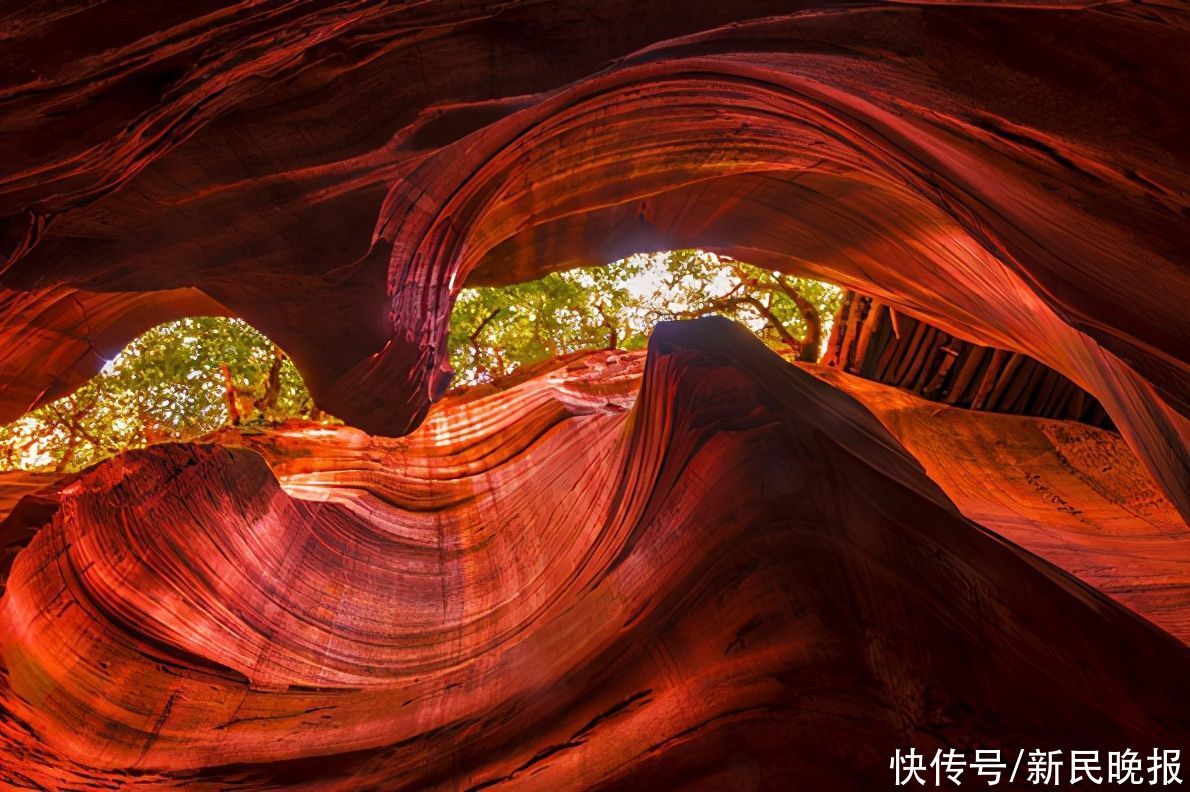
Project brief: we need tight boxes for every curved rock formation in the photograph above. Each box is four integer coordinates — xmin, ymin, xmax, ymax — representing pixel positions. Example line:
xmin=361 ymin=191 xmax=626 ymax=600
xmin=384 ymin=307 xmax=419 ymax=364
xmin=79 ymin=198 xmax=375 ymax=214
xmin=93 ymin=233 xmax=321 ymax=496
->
xmin=807 ymin=364 xmax=1190 ymax=644
xmin=1 ymin=1 xmax=1186 ymax=515
xmin=1 ymin=3 xmax=1187 ymax=787
xmin=0 ymin=321 xmax=1186 ymax=789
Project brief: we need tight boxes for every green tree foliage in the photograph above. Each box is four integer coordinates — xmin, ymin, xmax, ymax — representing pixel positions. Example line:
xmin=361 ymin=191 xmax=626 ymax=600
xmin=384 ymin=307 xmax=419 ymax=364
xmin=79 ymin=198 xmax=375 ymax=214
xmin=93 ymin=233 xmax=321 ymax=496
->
xmin=448 ymin=256 xmax=651 ymax=384
xmin=0 ymin=317 xmax=316 ymax=472
xmin=450 ymin=250 xmax=841 ymax=384
xmin=0 ymin=252 xmax=840 ymax=472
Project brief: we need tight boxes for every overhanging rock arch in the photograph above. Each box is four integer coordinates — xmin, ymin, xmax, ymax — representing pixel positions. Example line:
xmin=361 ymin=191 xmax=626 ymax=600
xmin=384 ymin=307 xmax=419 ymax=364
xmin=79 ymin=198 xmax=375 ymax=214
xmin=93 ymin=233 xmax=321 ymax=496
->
xmin=1 ymin=1 xmax=1186 ymax=517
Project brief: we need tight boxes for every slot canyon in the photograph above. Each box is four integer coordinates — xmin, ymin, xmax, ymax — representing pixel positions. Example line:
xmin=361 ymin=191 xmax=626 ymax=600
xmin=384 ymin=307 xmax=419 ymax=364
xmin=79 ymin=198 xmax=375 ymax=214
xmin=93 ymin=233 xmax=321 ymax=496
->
xmin=0 ymin=1 xmax=1187 ymax=789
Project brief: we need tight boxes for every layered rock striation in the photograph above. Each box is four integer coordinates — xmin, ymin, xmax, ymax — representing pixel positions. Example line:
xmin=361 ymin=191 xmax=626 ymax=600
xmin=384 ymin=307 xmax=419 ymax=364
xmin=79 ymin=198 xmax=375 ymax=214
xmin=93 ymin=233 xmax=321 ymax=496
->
xmin=1 ymin=0 xmax=1187 ymax=514
xmin=0 ymin=322 xmax=1186 ymax=789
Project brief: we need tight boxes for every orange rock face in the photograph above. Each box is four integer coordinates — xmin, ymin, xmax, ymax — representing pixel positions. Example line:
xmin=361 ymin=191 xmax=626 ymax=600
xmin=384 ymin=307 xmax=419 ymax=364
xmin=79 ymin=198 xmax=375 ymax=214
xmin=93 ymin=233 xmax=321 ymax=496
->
xmin=0 ymin=322 xmax=1186 ymax=789
xmin=0 ymin=1 xmax=1186 ymax=515
xmin=0 ymin=2 xmax=1188 ymax=787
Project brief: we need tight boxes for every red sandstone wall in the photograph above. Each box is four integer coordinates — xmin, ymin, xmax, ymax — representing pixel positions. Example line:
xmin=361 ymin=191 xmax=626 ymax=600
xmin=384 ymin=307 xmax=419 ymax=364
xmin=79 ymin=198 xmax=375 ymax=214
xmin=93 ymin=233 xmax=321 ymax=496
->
xmin=0 ymin=3 xmax=1187 ymax=787
xmin=0 ymin=323 xmax=1186 ymax=788
xmin=1 ymin=0 xmax=1186 ymax=514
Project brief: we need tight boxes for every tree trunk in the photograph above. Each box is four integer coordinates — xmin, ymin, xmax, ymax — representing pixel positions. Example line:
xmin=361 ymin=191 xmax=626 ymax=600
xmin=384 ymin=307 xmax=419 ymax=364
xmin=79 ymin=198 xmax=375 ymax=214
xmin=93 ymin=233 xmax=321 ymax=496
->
xmin=595 ymin=303 xmax=618 ymax=350
xmin=220 ymin=363 xmax=241 ymax=426
xmin=257 ymin=346 xmax=285 ymax=415
xmin=774 ymin=277 xmax=822 ymax=362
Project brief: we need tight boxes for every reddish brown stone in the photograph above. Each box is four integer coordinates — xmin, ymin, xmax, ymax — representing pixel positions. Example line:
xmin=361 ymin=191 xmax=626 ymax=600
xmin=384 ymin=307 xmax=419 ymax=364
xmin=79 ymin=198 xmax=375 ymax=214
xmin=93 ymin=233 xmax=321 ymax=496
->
xmin=0 ymin=1 xmax=1186 ymax=512
xmin=0 ymin=323 xmax=1186 ymax=788
xmin=0 ymin=3 xmax=1188 ymax=786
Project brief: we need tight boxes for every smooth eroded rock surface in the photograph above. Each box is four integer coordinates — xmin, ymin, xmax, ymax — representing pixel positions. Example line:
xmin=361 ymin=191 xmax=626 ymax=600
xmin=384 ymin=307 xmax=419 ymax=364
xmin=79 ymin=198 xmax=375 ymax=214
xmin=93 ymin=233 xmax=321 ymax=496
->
xmin=1 ymin=1 xmax=1187 ymax=514
xmin=1 ymin=321 xmax=1185 ymax=789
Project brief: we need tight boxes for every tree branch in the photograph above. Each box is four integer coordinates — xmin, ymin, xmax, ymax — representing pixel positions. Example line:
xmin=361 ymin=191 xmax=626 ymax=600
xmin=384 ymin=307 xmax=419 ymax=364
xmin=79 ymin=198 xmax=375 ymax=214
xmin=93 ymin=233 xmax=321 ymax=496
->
xmin=469 ymin=308 xmax=503 ymax=347
xmin=681 ymin=295 xmax=802 ymax=351
xmin=773 ymin=276 xmax=822 ymax=362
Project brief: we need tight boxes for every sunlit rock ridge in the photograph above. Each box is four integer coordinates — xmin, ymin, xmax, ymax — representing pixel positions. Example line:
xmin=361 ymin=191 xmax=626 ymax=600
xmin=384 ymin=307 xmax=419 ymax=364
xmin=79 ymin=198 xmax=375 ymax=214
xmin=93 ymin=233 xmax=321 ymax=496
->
xmin=0 ymin=1 xmax=1188 ymax=789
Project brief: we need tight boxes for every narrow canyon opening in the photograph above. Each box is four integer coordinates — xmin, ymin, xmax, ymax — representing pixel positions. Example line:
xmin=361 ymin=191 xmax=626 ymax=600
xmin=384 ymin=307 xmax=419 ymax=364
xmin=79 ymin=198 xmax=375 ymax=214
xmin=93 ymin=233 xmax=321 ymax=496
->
xmin=0 ymin=317 xmax=323 ymax=474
